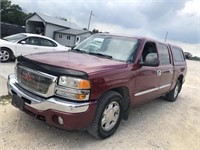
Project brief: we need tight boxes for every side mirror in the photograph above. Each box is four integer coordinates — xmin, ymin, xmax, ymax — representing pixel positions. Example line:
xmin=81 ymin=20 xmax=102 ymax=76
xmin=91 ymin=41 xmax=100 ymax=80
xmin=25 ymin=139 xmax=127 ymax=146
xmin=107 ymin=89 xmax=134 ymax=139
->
xmin=20 ymin=41 xmax=26 ymax=44
xmin=141 ymin=53 xmax=159 ymax=67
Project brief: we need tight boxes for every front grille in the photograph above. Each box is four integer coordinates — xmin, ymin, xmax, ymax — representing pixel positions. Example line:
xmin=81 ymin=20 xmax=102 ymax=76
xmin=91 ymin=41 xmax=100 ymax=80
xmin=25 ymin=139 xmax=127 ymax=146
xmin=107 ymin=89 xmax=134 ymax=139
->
xmin=17 ymin=66 xmax=55 ymax=95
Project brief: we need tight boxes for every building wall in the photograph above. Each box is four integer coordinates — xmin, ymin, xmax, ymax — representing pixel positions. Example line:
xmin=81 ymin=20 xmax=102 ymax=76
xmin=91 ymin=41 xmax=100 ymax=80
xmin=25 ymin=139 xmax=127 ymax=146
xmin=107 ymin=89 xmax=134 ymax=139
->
xmin=79 ymin=33 xmax=91 ymax=42
xmin=26 ymin=14 xmax=43 ymax=22
xmin=45 ymin=24 xmax=66 ymax=39
xmin=26 ymin=15 xmax=44 ymax=33
xmin=55 ymin=32 xmax=91 ymax=47
xmin=54 ymin=33 xmax=76 ymax=47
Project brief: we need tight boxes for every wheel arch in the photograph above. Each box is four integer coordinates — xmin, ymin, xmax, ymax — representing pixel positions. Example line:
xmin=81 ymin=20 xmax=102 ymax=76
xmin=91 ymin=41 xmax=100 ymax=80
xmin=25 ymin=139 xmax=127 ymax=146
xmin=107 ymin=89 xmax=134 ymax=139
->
xmin=178 ymin=75 xmax=184 ymax=92
xmin=178 ymin=75 xmax=184 ymax=84
xmin=111 ymin=87 xmax=130 ymax=111
xmin=0 ymin=47 xmax=15 ymax=59
xmin=98 ymin=86 xmax=131 ymax=120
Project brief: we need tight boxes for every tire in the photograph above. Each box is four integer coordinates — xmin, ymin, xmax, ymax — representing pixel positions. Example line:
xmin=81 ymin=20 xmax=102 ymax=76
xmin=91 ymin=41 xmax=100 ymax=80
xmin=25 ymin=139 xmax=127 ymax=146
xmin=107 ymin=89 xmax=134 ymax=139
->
xmin=0 ymin=48 xmax=12 ymax=62
xmin=165 ymin=80 xmax=181 ymax=102
xmin=87 ymin=91 xmax=123 ymax=139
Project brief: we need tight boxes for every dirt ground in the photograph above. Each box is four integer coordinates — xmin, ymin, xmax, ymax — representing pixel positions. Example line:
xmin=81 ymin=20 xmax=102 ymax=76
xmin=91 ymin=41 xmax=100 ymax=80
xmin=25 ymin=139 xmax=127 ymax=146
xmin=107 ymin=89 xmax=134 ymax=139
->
xmin=0 ymin=60 xmax=199 ymax=150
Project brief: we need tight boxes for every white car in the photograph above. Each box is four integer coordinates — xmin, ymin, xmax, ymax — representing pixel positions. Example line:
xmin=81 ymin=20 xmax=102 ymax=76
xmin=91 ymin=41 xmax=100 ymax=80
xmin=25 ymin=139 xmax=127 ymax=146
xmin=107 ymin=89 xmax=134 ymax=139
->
xmin=0 ymin=33 xmax=69 ymax=62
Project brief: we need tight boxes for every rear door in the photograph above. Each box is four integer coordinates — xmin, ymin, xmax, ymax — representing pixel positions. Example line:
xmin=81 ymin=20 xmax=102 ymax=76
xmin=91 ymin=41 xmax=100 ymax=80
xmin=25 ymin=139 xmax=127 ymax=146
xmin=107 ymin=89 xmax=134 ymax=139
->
xmin=157 ymin=43 xmax=174 ymax=94
xmin=170 ymin=45 xmax=187 ymax=89
xmin=40 ymin=38 xmax=58 ymax=52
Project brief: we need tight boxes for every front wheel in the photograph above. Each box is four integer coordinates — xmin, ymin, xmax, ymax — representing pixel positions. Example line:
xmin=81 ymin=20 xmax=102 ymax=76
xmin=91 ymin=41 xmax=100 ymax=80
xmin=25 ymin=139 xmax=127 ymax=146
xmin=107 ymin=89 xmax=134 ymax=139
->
xmin=87 ymin=91 xmax=123 ymax=139
xmin=0 ymin=48 xmax=12 ymax=62
xmin=165 ymin=80 xmax=181 ymax=102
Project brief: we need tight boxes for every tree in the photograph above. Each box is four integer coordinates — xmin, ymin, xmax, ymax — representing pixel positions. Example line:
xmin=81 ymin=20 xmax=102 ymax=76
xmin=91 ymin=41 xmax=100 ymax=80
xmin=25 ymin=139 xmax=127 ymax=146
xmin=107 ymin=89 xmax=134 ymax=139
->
xmin=0 ymin=0 xmax=11 ymax=12
xmin=83 ymin=28 xmax=88 ymax=31
xmin=92 ymin=29 xmax=102 ymax=34
xmin=57 ymin=17 xmax=67 ymax=21
xmin=0 ymin=0 xmax=29 ymax=25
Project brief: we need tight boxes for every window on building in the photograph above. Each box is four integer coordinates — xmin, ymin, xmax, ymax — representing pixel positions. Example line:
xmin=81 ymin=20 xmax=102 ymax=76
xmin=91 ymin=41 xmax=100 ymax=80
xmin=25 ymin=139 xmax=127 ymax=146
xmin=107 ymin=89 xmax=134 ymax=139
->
xmin=67 ymin=35 xmax=71 ymax=40
xmin=59 ymin=34 xmax=62 ymax=38
xmin=158 ymin=43 xmax=171 ymax=65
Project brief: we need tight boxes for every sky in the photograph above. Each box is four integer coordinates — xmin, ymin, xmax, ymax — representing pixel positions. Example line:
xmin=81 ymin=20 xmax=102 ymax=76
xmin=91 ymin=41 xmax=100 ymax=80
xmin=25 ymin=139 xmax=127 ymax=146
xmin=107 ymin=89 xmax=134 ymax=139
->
xmin=12 ymin=0 xmax=200 ymax=56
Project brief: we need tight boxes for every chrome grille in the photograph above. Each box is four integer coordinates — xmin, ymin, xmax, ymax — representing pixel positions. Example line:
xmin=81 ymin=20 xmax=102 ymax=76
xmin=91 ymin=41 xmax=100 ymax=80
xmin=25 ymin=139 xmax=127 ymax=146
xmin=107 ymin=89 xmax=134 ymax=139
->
xmin=16 ymin=66 xmax=57 ymax=97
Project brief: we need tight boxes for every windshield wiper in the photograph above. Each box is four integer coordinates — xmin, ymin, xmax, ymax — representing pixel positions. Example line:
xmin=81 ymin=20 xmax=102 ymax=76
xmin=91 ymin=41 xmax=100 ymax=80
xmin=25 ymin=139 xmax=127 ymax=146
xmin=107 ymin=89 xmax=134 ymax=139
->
xmin=88 ymin=52 xmax=113 ymax=59
xmin=71 ymin=48 xmax=87 ymax=53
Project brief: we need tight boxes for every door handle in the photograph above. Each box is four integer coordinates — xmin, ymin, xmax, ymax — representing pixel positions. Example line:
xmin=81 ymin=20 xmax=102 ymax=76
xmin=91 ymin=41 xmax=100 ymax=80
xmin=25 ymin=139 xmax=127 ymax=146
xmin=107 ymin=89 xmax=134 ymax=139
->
xmin=34 ymin=47 xmax=38 ymax=49
xmin=157 ymin=70 xmax=162 ymax=76
xmin=169 ymin=69 xmax=173 ymax=74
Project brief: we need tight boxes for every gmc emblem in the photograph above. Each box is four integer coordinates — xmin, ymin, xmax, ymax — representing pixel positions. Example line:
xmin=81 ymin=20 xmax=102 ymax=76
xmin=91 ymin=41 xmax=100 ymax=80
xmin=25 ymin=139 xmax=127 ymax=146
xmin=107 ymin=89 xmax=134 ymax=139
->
xmin=21 ymin=72 xmax=35 ymax=82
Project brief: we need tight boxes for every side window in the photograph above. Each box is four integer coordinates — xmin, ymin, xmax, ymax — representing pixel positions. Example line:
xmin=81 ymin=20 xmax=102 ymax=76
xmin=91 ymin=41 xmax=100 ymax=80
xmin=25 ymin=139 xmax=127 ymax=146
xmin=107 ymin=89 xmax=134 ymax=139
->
xmin=24 ymin=37 xmax=39 ymax=45
xmin=40 ymin=38 xmax=57 ymax=47
xmin=158 ymin=43 xmax=171 ymax=65
xmin=172 ymin=47 xmax=185 ymax=62
xmin=141 ymin=42 xmax=158 ymax=62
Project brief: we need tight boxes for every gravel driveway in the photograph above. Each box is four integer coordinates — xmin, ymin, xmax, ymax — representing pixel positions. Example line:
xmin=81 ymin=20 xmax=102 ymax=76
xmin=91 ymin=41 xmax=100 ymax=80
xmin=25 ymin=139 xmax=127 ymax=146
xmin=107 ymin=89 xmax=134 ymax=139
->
xmin=0 ymin=60 xmax=199 ymax=150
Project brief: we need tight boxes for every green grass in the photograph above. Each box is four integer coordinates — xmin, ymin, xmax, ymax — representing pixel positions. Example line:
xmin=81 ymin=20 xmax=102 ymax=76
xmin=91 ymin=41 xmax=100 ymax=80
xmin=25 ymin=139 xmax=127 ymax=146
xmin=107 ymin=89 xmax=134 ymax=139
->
xmin=0 ymin=95 xmax=12 ymax=105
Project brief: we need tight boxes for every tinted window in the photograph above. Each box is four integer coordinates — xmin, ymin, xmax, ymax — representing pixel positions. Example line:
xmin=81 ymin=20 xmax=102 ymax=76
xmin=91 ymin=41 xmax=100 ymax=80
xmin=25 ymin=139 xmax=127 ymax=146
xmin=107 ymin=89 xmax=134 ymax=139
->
xmin=158 ymin=43 xmax=171 ymax=65
xmin=172 ymin=47 xmax=185 ymax=62
xmin=24 ymin=37 xmax=39 ymax=45
xmin=40 ymin=38 xmax=57 ymax=47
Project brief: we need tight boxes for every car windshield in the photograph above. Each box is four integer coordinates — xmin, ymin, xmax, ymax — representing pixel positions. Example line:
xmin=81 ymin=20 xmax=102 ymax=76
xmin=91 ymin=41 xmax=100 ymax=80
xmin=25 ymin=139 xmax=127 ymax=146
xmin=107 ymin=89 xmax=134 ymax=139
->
xmin=3 ymin=34 xmax=27 ymax=43
xmin=74 ymin=35 xmax=140 ymax=62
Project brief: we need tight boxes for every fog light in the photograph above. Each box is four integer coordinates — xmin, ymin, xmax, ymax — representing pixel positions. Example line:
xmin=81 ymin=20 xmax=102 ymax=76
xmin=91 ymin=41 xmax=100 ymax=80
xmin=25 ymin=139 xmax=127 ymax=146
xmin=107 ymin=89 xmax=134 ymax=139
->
xmin=58 ymin=116 xmax=64 ymax=125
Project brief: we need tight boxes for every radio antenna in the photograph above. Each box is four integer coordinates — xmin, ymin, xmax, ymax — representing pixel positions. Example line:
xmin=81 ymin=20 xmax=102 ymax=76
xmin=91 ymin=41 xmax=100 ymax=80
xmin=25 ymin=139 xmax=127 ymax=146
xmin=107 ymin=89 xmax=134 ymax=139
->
xmin=164 ymin=31 xmax=168 ymax=42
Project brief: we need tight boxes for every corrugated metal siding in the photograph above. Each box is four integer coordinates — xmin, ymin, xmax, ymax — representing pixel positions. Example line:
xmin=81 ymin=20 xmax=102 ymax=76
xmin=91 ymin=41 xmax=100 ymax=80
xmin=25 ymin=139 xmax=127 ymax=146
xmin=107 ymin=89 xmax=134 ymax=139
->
xmin=26 ymin=15 xmax=43 ymax=22
xmin=54 ymin=33 xmax=75 ymax=47
xmin=45 ymin=24 xmax=66 ymax=39
xmin=36 ymin=13 xmax=81 ymax=29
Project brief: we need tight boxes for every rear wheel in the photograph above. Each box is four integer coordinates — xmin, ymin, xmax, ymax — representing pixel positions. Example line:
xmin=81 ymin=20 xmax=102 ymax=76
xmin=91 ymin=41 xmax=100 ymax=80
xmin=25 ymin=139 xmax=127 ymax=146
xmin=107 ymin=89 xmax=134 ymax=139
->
xmin=0 ymin=48 xmax=12 ymax=62
xmin=87 ymin=91 xmax=123 ymax=139
xmin=165 ymin=80 xmax=181 ymax=102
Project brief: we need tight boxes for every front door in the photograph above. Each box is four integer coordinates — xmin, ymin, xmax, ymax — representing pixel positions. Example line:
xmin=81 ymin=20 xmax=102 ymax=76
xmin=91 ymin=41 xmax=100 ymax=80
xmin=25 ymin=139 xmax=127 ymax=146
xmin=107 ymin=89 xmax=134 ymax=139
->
xmin=132 ymin=41 xmax=161 ymax=105
xmin=16 ymin=37 xmax=41 ymax=56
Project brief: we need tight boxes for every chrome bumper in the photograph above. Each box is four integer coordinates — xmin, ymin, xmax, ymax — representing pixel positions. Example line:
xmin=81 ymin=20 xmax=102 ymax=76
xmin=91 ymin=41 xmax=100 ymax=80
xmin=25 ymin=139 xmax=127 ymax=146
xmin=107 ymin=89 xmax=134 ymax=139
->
xmin=7 ymin=74 xmax=89 ymax=113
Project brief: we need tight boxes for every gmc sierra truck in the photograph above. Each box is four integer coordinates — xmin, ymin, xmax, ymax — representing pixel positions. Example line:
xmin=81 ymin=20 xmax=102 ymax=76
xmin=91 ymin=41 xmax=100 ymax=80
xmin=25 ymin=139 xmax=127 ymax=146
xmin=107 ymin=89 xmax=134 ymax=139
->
xmin=7 ymin=34 xmax=187 ymax=139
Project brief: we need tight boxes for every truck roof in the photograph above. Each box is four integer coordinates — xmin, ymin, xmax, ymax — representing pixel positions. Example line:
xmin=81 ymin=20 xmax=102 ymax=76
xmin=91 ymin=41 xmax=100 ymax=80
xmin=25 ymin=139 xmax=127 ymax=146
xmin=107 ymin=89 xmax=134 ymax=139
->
xmin=96 ymin=33 xmax=183 ymax=50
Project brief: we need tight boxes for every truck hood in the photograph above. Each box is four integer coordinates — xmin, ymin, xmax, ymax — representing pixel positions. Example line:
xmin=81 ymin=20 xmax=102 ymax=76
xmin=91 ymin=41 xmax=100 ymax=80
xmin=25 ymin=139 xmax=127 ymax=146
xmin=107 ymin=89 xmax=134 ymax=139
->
xmin=24 ymin=51 xmax=128 ymax=75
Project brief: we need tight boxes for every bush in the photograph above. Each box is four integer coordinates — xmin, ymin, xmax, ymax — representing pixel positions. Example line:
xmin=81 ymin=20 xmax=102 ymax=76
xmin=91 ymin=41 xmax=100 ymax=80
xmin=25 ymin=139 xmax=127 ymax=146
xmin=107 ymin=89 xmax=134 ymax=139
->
xmin=191 ymin=56 xmax=200 ymax=61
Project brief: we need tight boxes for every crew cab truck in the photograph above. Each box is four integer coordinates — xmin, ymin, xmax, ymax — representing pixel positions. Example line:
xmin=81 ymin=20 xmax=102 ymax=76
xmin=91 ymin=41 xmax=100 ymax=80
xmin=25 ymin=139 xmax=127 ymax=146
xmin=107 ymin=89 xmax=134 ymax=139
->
xmin=7 ymin=34 xmax=187 ymax=139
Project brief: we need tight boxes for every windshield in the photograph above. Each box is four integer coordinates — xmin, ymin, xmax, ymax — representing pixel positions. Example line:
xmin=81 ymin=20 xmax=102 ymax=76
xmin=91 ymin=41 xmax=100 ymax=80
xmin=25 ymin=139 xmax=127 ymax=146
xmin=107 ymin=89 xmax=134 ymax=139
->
xmin=74 ymin=35 xmax=140 ymax=62
xmin=3 ymin=33 xmax=27 ymax=43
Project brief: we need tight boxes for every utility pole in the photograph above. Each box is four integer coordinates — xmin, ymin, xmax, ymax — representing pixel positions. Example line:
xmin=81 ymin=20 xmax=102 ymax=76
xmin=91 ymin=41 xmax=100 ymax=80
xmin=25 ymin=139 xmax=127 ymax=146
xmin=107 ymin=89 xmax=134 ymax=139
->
xmin=164 ymin=31 xmax=168 ymax=42
xmin=88 ymin=11 xmax=93 ymax=30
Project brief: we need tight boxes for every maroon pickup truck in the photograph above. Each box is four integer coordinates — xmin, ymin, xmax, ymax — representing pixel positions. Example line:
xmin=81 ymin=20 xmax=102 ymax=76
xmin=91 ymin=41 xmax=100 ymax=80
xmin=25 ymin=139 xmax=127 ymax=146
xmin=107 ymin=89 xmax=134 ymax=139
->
xmin=7 ymin=34 xmax=187 ymax=139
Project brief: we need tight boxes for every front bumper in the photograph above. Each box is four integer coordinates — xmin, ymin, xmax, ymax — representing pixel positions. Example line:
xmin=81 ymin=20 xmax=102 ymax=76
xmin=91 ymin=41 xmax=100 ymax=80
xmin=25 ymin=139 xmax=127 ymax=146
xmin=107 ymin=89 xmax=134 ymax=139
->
xmin=7 ymin=74 xmax=96 ymax=130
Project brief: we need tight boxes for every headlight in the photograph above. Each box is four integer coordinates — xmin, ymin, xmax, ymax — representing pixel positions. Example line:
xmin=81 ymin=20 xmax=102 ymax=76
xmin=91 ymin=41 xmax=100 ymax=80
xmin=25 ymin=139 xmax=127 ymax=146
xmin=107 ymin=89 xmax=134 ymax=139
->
xmin=58 ymin=76 xmax=90 ymax=89
xmin=56 ymin=76 xmax=91 ymax=101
